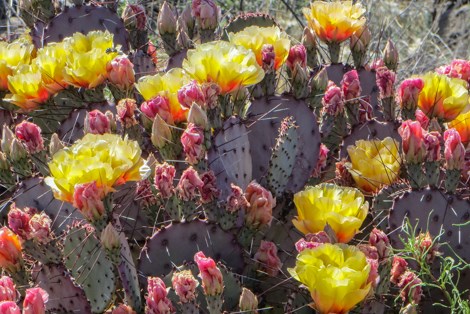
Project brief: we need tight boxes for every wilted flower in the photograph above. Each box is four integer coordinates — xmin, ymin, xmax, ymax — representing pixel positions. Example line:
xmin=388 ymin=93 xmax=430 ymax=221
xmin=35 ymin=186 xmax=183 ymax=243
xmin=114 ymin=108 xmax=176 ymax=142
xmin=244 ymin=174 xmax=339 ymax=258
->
xmin=322 ymin=81 xmax=344 ymax=116
xmin=141 ymin=96 xmax=172 ymax=123
xmin=288 ymin=243 xmax=371 ymax=314
xmin=73 ymin=181 xmax=106 ymax=221
xmin=226 ymin=184 xmax=249 ymax=213
xmin=398 ymin=120 xmax=427 ymax=163
xmin=192 ymin=0 xmax=218 ymax=30
xmin=260 ymin=44 xmax=275 ymax=71
xmin=117 ymin=98 xmax=138 ymax=128
xmin=398 ymin=271 xmax=422 ymax=304
xmin=244 ymin=181 xmax=276 ymax=228
xmin=84 ymin=110 xmax=110 ymax=135
xmin=423 ymin=131 xmax=441 ymax=162
xmin=376 ymin=67 xmax=396 ymax=99
xmin=176 ymin=167 xmax=203 ymax=201
xmin=199 ymin=171 xmax=220 ymax=203
xmin=177 ymin=80 xmax=205 ymax=109
xmin=293 ymin=183 xmax=368 ymax=243
xmin=254 ymin=241 xmax=282 ymax=277
xmin=136 ymin=69 xmax=189 ymax=123
xmin=22 ymin=287 xmax=48 ymax=314
xmin=415 ymin=109 xmax=430 ymax=130
xmin=171 ymin=270 xmax=199 ymax=303
xmin=229 ymin=26 xmax=290 ymax=70
xmin=146 ymin=277 xmax=175 ymax=314
xmin=29 ymin=213 xmax=52 ymax=244
xmin=418 ymin=72 xmax=468 ymax=122
xmin=7 ymin=205 xmax=34 ymax=240
xmin=122 ymin=4 xmax=147 ymax=31
xmin=194 ymin=251 xmax=223 ymax=296
xmin=415 ymin=232 xmax=439 ymax=263
xmin=45 ymin=133 xmax=144 ymax=203
xmin=303 ymin=1 xmax=366 ymax=43
xmin=0 ymin=301 xmax=21 ymax=314
xmin=183 ymin=41 xmax=264 ymax=94
xmin=390 ymin=256 xmax=408 ymax=284
xmin=444 ymin=128 xmax=465 ymax=170
xmin=341 ymin=69 xmax=361 ymax=101
xmin=369 ymin=228 xmax=390 ymax=260
xmin=396 ymin=78 xmax=424 ymax=110
xmin=286 ymin=44 xmax=307 ymax=72
xmin=112 ymin=304 xmax=136 ymax=314
xmin=154 ymin=163 xmax=176 ymax=198
xmin=107 ymin=56 xmax=135 ymax=89
xmin=295 ymin=231 xmax=331 ymax=253
xmin=345 ymin=137 xmax=401 ymax=193
xmin=181 ymin=123 xmax=205 ymax=164
xmin=311 ymin=143 xmax=329 ymax=178
xmin=436 ymin=59 xmax=470 ymax=84
xmin=14 ymin=120 xmax=43 ymax=154
xmin=0 ymin=276 xmax=17 ymax=302
xmin=0 ymin=227 xmax=22 ymax=273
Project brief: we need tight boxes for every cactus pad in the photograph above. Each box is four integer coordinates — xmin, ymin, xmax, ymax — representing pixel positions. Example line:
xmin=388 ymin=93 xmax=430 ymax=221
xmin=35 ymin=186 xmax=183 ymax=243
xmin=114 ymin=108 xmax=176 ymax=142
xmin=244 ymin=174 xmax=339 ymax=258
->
xmin=207 ymin=116 xmax=252 ymax=200
xmin=32 ymin=263 xmax=91 ymax=313
xmin=138 ymin=220 xmax=244 ymax=280
xmin=130 ymin=50 xmax=157 ymax=80
xmin=246 ymin=95 xmax=320 ymax=193
xmin=165 ymin=49 xmax=188 ymax=71
xmin=222 ymin=13 xmax=277 ymax=40
xmin=63 ymin=222 xmax=116 ymax=312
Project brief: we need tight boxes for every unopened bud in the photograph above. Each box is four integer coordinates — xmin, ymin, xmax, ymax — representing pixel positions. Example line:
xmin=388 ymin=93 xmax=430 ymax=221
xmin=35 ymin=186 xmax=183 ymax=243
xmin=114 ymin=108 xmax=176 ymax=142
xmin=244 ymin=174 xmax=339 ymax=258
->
xmin=158 ymin=2 xmax=177 ymax=35
xmin=350 ymin=25 xmax=371 ymax=54
xmin=302 ymin=27 xmax=317 ymax=50
xmin=187 ymin=104 xmax=208 ymax=129
xmin=151 ymin=114 xmax=172 ymax=148
xmin=383 ymin=39 xmax=399 ymax=71
xmin=49 ymin=133 xmax=64 ymax=156
xmin=1 ymin=125 xmax=14 ymax=155
xmin=15 ymin=121 xmax=44 ymax=154
xmin=10 ymin=139 xmax=28 ymax=161
xmin=239 ymin=288 xmax=258 ymax=312
xmin=101 ymin=223 xmax=120 ymax=251
xmin=310 ymin=67 xmax=329 ymax=93
xmin=84 ymin=110 xmax=111 ymax=135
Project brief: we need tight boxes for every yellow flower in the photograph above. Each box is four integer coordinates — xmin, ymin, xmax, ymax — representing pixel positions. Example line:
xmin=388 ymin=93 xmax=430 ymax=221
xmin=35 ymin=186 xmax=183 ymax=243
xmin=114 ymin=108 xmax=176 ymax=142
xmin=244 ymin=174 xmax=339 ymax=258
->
xmin=182 ymin=41 xmax=265 ymax=94
xmin=5 ymin=65 xmax=50 ymax=111
xmin=345 ymin=137 xmax=401 ymax=193
xmin=0 ymin=40 xmax=35 ymax=91
xmin=229 ymin=26 xmax=290 ymax=70
xmin=293 ymin=183 xmax=368 ymax=243
xmin=62 ymin=31 xmax=118 ymax=89
xmin=418 ymin=72 xmax=469 ymax=122
xmin=34 ymin=42 xmax=69 ymax=94
xmin=449 ymin=110 xmax=470 ymax=147
xmin=135 ymin=68 xmax=189 ymax=123
xmin=303 ymin=1 xmax=366 ymax=43
xmin=45 ymin=133 xmax=145 ymax=203
xmin=288 ymin=243 xmax=371 ymax=314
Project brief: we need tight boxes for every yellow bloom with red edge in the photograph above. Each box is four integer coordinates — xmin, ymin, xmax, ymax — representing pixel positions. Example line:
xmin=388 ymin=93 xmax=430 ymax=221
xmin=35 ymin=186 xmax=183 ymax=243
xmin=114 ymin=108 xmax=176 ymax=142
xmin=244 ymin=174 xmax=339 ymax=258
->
xmin=293 ymin=183 xmax=368 ymax=243
xmin=418 ymin=72 xmax=469 ymax=122
xmin=449 ymin=110 xmax=470 ymax=147
xmin=5 ymin=65 xmax=50 ymax=111
xmin=135 ymin=68 xmax=189 ymax=123
xmin=0 ymin=227 xmax=23 ymax=273
xmin=0 ymin=40 xmax=35 ymax=91
xmin=62 ymin=31 xmax=118 ymax=89
xmin=229 ymin=26 xmax=290 ymax=70
xmin=288 ymin=243 xmax=371 ymax=314
xmin=303 ymin=1 xmax=366 ymax=43
xmin=34 ymin=42 xmax=69 ymax=94
xmin=45 ymin=133 xmax=145 ymax=203
xmin=182 ymin=41 xmax=264 ymax=94
xmin=345 ymin=137 xmax=401 ymax=193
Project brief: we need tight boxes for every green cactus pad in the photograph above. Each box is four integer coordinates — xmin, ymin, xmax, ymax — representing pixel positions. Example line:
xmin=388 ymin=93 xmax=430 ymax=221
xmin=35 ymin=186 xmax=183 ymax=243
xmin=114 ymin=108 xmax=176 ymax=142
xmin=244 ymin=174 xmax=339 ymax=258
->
xmin=246 ymin=95 xmax=320 ymax=193
xmin=138 ymin=220 xmax=244 ymax=279
xmin=41 ymin=5 xmax=129 ymax=52
xmin=207 ymin=116 xmax=252 ymax=201
xmin=63 ymin=222 xmax=116 ymax=312
xmin=32 ymin=263 xmax=92 ymax=313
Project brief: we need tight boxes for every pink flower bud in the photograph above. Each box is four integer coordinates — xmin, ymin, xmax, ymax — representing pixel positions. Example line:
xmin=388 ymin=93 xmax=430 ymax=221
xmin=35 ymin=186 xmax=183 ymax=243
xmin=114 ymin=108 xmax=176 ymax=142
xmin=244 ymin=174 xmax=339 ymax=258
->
xmin=15 ymin=121 xmax=44 ymax=154
xmin=397 ymin=78 xmax=424 ymax=110
xmin=398 ymin=120 xmax=427 ymax=163
xmin=369 ymin=228 xmax=390 ymax=260
xmin=23 ymin=287 xmax=48 ymax=314
xmin=7 ymin=205 xmax=33 ymax=240
xmin=254 ymin=240 xmax=282 ymax=277
xmin=84 ymin=110 xmax=111 ymax=135
xmin=141 ymin=96 xmax=172 ymax=123
xmin=376 ymin=67 xmax=396 ymax=99
xmin=0 ymin=301 xmax=20 ymax=314
xmin=122 ymin=4 xmax=147 ymax=30
xmin=367 ymin=257 xmax=380 ymax=288
xmin=154 ymin=163 xmax=176 ymax=198
xmin=146 ymin=277 xmax=175 ymax=314
xmin=398 ymin=271 xmax=422 ymax=304
xmin=383 ymin=39 xmax=399 ymax=71
xmin=178 ymin=81 xmax=205 ymax=109
xmin=112 ymin=304 xmax=136 ymax=314
xmin=294 ymin=238 xmax=322 ymax=252
xmin=29 ymin=213 xmax=52 ymax=244
xmin=117 ymin=99 xmax=138 ymax=128
xmin=261 ymin=44 xmax=275 ymax=72
xmin=436 ymin=59 xmax=470 ymax=84
xmin=192 ymin=0 xmax=218 ymax=30
xmin=444 ymin=128 xmax=466 ymax=170
xmin=171 ymin=270 xmax=199 ymax=303
xmin=416 ymin=232 xmax=439 ymax=263
xmin=244 ymin=181 xmax=275 ymax=228
xmin=423 ymin=131 xmax=441 ymax=162
xmin=311 ymin=143 xmax=329 ymax=178
xmin=226 ymin=184 xmax=249 ymax=213
xmin=176 ymin=167 xmax=204 ymax=201
xmin=73 ymin=181 xmax=106 ymax=221
xmin=0 ymin=277 xmax=17 ymax=302
xmin=286 ymin=44 xmax=307 ymax=72
xmin=358 ymin=98 xmax=373 ymax=122
xmin=322 ymin=81 xmax=344 ymax=116
xmin=194 ymin=251 xmax=224 ymax=296
xmin=390 ymin=256 xmax=408 ymax=284
xmin=357 ymin=244 xmax=379 ymax=261
xmin=108 ymin=56 xmax=135 ymax=90
xmin=239 ymin=288 xmax=258 ymax=312
xmin=181 ymin=123 xmax=205 ymax=164
xmin=366 ymin=58 xmax=385 ymax=71
xmin=415 ymin=109 xmax=430 ymax=130
xmin=201 ymin=83 xmax=221 ymax=110
xmin=199 ymin=171 xmax=220 ymax=203
xmin=341 ymin=69 xmax=362 ymax=101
